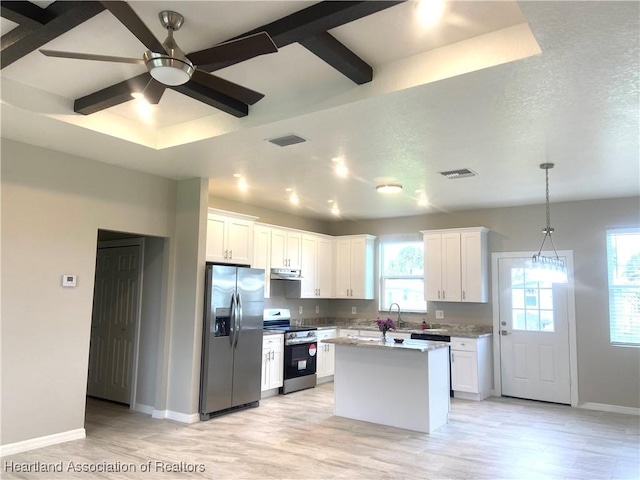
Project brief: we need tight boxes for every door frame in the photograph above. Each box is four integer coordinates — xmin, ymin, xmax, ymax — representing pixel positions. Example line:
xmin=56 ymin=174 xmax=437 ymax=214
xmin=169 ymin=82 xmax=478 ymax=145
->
xmin=491 ymin=250 xmax=578 ymax=406
xmin=94 ymin=237 xmax=145 ymax=409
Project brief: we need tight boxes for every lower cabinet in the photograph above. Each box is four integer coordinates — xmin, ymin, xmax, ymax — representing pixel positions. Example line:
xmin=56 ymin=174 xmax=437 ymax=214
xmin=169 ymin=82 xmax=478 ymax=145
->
xmin=261 ymin=334 xmax=284 ymax=396
xmin=450 ymin=336 xmax=492 ymax=401
xmin=316 ymin=329 xmax=337 ymax=383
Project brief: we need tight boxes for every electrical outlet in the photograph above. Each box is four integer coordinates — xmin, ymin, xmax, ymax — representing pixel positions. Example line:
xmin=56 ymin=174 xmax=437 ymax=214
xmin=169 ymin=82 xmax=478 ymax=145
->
xmin=299 ymin=306 xmax=303 ymax=315
xmin=315 ymin=306 xmax=320 ymax=314
xmin=435 ymin=310 xmax=444 ymax=319
xmin=351 ymin=306 xmax=357 ymax=315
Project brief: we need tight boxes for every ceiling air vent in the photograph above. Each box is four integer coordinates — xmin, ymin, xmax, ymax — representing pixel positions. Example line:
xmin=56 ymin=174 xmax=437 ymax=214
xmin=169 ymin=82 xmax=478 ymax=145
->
xmin=267 ymin=134 xmax=307 ymax=147
xmin=439 ymin=168 xmax=477 ymax=179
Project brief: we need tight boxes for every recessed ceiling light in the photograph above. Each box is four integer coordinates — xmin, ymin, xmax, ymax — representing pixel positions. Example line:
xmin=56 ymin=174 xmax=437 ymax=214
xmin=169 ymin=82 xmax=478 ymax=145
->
xmin=331 ymin=205 xmax=340 ymax=216
xmin=289 ymin=193 xmax=299 ymax=205
xmin=237 ymin=178 xmax=248 ymax=191
xmin=327 ymin=199 xmax=334 ymax=203
xmin=418 ymin=197 xmax=429 ymax=207
xmin=376 ymin=184 xmax=403 ymax=194
xmin=335 ymin=164 xmax=349 ymax=178
xmin=416 ymin=0 xmax=445 ymax=28
xmin=233 ymin=173 xmax=242 ymax=178
xmin=285 ymin=187 xmax=293 ymax=192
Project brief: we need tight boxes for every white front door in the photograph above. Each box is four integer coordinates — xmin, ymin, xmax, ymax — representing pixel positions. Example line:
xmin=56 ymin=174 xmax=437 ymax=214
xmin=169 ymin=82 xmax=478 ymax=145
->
xmin=497 ymin=256 xmax=571 ymax=404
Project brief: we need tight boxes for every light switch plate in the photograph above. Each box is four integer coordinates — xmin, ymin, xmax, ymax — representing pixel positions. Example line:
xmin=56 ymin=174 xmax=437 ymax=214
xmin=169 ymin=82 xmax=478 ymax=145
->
xmin=315 ymin=306 xmax=319 ymax=314
xmin=435 ymin=310 xmax=444 ymax=319
xmin=299 ymin=306 xmax=303 ymax=315
xmin=62 ymin=274 xmax=77 ymax=287
xmin=351 ymin=307 xmax=357 ymax=314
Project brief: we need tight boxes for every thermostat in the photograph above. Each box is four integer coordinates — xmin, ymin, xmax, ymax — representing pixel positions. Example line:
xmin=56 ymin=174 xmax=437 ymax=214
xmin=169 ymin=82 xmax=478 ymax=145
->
xmin=62 ymin=274 xmax=77 ymax=287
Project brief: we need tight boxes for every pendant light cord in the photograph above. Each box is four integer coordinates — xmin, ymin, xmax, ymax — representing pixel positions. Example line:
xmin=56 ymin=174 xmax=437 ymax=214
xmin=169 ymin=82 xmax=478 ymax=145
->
xmin=536 ymin=164 xmax=560 ymax=259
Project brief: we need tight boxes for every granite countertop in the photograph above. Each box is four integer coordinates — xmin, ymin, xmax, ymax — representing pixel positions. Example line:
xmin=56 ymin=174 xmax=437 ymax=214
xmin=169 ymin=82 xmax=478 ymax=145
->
xmin=263 ymin=329 xmax=285 ymax=336
xmin=311 ymin=323 xmax=492 ymax=339
xmin=323 ymin=336 xmax=449 ymax=352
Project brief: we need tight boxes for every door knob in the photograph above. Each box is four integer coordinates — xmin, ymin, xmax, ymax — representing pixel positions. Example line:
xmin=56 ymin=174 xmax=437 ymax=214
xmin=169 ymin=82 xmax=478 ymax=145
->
xmin=501 ymin=330 xmax=511 ymax=335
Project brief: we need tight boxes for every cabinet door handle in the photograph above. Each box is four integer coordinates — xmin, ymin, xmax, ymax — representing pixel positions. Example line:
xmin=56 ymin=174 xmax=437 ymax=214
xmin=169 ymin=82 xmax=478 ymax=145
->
xmin=271 ymin=351 xmax=275 ymax=360
xmin=451 ymin=353 xmax=454 ymax=362
xmin=229 ymin=250 xmax=232 ymax=259
xmin=443 ymin=291 xmax=446 ymax=300
xmin=224 ymin=250 xmax=228 ymax=259
xmin=438 ymin=290 xmax=441 ymax=299
xmin=462 ymin=290 xmax=465 ymax=300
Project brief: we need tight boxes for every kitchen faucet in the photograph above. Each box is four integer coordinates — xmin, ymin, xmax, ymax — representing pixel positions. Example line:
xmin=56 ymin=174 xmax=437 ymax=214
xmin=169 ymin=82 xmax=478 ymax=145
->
xmin=389 ymin=303 xmax=402 ymax=329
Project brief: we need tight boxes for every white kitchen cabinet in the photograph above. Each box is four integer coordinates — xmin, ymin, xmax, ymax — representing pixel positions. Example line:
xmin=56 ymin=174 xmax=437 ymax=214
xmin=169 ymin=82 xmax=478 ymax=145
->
xmin=299 ymin=234 xmax=334 ymax=298
xmin=422 ymin=227 xmax=489 ymax=303
xmin=206 ymin=209 xmax=256 ymax=265
xmin=316 ymin=329 xmax=337 ymax=382
xmin=450 ymin=336 xmax=492 ymax=401
xmin=334 ymin=235 xmax=376 ymax=299
xmin=270 ymin=227 xmax=302 ymax=269
xmin=261 ymin=334 xmax=284 ymax=396
xmin=252 ymin=224 xmax=272 ymax=298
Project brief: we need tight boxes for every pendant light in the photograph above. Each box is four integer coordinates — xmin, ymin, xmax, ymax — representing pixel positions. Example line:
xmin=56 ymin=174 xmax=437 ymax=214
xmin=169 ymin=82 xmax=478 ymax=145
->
xmin=529 ymin=163 xmax=568 ymax=283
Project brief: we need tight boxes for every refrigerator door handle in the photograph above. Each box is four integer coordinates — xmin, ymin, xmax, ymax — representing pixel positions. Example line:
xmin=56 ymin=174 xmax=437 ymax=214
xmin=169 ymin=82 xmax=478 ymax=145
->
xmin=229 ymin=293 xmax=237 ymax=347
xmin=234 ymin=293 xmax=243 ymax=348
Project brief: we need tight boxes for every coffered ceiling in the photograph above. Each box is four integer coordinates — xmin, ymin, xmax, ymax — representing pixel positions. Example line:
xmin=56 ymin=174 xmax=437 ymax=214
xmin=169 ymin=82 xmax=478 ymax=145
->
xmin=1 ymin=1 xmax=638 ymax=220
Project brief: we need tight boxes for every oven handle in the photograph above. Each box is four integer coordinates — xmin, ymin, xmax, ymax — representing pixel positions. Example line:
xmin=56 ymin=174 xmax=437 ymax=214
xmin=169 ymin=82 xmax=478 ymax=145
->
xmin=285 ymin=339 xmax=318 ymax=346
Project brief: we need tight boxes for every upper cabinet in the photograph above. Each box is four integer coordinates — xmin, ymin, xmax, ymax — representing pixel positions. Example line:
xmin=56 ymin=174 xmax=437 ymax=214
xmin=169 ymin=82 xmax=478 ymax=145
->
xmin=270 ymin=227 xmax=302 ymax=269
xmin=422 ymin=227 xmax=489 ymax=303
xmin=252 ymin=224 xmax=272 ymax=298
xmin=299 ymin=233 xmax=334 ymax=298
xmin=206 ymin=209 xmax=257 ymax=265
xmin=334 ymin=235 xmax=376 ymax=299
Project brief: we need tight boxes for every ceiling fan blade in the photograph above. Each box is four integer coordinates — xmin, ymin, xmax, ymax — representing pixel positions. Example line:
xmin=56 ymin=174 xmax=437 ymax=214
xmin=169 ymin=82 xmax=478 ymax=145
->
xmin=188 ymin=31 xmax=277 ymax=67
xmin=40 ymin=49 xmax=144 ymax=65
xmin=101 ymin=1 xmax=166 ymax=54
xmin=191 ymin=69 xmax=264 ymax=105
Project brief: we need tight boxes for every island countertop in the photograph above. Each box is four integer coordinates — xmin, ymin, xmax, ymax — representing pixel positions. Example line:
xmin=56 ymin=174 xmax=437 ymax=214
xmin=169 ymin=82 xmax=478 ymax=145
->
xmin=322 ymin=336 xmax=449 ymax=352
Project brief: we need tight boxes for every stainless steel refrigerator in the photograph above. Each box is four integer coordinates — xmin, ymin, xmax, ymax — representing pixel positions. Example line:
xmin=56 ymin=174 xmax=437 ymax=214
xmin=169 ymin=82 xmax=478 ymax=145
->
xmin=199 ymin=264 xmax=264 ymax=420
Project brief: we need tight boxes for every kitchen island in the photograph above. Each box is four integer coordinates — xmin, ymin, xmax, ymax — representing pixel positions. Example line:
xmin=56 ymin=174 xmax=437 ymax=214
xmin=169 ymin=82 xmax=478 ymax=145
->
xmin=322 ymin=336 xmax=450 ymax=433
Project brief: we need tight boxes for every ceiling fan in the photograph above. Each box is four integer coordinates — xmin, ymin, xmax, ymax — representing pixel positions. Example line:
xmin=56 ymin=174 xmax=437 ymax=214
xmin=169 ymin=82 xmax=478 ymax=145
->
xmin=39 ymin=1 xmax=278 ymax=113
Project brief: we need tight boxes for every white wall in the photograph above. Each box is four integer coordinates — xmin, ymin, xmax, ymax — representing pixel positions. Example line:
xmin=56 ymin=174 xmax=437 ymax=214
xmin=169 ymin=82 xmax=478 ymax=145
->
xmin=1 ymin=140 xmax=178 ymax=445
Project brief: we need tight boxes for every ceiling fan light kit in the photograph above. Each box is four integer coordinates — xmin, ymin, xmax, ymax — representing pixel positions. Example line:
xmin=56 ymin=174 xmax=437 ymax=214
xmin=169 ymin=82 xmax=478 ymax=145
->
xmin=144 ymin=11 xmax=194 ymax=86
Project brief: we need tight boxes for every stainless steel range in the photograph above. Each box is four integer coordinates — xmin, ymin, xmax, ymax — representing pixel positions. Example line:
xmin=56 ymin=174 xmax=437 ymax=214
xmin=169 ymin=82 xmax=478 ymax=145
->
xmin=263 ymin=309 xmax=317 ymax=394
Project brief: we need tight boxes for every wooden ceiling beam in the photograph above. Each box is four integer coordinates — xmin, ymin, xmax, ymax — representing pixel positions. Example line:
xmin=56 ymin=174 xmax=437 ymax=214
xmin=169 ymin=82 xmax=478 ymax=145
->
xmin=50 ymin=1 xmax=405 ymax=115
xmin=299 ymin=32 xmax=372 ymax=85
xmin=170 ymin=83 xmax=248 ymax=118
xmin=194 ymin=1 xmax=403 ymax=76
xmin=1 ymin=1 xmax=105 ymax=69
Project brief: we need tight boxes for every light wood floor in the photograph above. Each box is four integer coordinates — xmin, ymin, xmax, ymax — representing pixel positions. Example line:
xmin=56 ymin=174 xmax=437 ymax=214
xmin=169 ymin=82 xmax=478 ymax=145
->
xmin=3 ymin=383 xmax=639 ymax=479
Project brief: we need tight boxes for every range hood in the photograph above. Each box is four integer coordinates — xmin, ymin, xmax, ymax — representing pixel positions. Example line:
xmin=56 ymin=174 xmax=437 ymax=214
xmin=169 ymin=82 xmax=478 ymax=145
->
xmin=270 ymin=268 xmax=302 ymax=280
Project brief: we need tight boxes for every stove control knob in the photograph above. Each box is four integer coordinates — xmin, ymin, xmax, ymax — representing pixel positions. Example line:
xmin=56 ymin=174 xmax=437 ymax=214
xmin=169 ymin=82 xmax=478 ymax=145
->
xmin=288 ymin=333 xmax=296 ymax=339
xmin=307 ymin=331 xmax=314 ymax=337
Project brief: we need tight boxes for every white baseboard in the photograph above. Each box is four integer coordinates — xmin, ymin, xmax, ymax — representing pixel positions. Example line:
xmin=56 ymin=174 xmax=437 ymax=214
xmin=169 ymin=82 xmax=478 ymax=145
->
xmin=0 ymin=428 xmax=86 ymax=457
xmin=152 ymin=409 xmax=199 ymax=423
xmin=132 ymin=403 xmax=153 ymax=415
xmin=578 ymin=402 xmax=640 ymax=416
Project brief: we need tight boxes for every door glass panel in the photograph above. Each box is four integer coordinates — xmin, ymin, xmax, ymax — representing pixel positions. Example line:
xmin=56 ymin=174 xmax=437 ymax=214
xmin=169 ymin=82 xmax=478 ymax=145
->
xmin=511 ymin=267 xmax=555 ymax=332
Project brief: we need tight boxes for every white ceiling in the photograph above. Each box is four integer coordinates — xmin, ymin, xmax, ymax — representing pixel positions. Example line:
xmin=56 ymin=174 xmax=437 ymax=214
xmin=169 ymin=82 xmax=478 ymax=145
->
xmin=1 ymin=1 xmax=638 ymax=220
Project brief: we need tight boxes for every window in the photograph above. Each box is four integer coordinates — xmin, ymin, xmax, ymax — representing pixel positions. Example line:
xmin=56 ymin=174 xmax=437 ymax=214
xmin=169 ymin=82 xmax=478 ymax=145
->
xmin=379 ymin=240 xmax=426 ymax=312
xmin=607 ymin=228 xmax=640 ymax=346
xmin=510 ymin=267 xmax=554 ymax=332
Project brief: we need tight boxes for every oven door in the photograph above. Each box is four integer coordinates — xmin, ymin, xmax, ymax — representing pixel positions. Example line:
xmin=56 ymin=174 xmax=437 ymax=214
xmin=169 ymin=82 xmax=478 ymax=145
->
xmin=283 ymin=341 xmax=317 ymax=379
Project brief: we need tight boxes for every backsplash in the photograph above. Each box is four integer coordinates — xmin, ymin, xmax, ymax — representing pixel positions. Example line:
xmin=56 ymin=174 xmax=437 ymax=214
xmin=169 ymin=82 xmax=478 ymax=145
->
xmin=264 ymin=280 xmax=492 ymax=327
